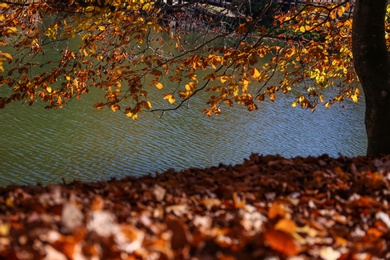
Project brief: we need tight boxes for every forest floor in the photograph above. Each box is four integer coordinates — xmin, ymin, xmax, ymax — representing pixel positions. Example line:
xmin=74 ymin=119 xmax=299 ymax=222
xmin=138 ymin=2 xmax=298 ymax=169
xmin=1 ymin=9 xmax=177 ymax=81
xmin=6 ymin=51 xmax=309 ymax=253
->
xmin=0 ymin=154 xmax=389 ymax=260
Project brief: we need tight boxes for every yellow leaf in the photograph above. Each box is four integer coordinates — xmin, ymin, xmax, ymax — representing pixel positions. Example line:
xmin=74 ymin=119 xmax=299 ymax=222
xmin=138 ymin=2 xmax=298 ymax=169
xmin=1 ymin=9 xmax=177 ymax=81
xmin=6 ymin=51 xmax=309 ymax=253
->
xmin=46 ymin=86 xmax=52 ymax=93
xmin=85 ymin=6 xmax=95 ymax=12
xmin=164 ymin=94 xmax=175 ymax=104
xmin=156 ymin=82 xmax=163 ymax=89
xmin=126 ymin=111 xmax=138 ymax=120
xmin=185 ymin=82 xmax=195 ymax=91
xmin=299 ymin=26 xmax=305 ymax=33
xmin=142 ymin=3 xmax=152 ymax=11
xmin=169 ymin=95 xmax=176 ymax=104
xmin=0 ymin=3 xmax=9 ymax=9
xmin=6 ymin=27 xmax=18 ymax=34
xmin=252 ymin=68 xmax=261 ymax=79
xmin=337 ymin=6 xmax=345 ymax=17
xmin=220 ymin=76 xmax=230 ymax=84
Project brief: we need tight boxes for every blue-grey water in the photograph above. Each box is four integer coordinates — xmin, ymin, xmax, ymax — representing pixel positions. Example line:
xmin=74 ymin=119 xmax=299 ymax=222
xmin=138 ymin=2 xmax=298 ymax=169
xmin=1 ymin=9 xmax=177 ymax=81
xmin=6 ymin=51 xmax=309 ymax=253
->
xmin=0 ymin=83 xmax=366 ymax=186
xmin=0 ymin=23 xmax=367 ymax=186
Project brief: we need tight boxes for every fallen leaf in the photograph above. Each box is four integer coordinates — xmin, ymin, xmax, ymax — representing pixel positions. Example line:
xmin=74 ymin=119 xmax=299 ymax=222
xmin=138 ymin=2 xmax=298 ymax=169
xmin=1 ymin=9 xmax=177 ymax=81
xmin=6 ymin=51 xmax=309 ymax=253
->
xmin=319 ymin=246 xmax=341 ymax=260
xmin=264 ymin=228 xmax=300 ymax=256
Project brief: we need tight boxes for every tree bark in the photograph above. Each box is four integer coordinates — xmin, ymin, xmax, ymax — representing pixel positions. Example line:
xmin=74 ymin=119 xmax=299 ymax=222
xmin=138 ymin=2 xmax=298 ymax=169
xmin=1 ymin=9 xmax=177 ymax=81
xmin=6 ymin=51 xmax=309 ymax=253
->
xmin=352 ymin=0 xmax=390 ymax=156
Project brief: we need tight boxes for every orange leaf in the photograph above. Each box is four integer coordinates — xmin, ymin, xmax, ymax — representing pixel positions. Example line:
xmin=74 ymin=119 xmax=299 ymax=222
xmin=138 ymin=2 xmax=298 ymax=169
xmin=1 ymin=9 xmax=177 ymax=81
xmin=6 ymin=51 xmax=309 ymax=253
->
xmin=268 ymin=203 xmax=288 ymax=219
xmin=111 ymin=104 xmax=120 ymax=112
xmin=264 ymin=229 xmax=300 ymax=256
xmin=274 ymin=219 xmax=297 ymax=234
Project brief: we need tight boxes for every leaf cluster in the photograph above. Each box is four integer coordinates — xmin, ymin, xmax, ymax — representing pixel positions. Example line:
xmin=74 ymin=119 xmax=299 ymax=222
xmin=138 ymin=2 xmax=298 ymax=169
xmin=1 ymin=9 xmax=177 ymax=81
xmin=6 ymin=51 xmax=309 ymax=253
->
xmin=0 ymin=0 xmax=387 ymax=118
xmin=0 ymin=154 xmax=389 ymax=258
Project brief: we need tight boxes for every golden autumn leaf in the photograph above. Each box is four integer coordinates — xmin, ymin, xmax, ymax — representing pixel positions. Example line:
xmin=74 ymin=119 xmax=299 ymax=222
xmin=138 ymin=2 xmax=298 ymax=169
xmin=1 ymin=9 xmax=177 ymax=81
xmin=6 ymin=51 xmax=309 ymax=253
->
xmin=252 ymin=68 xmax=261 ymax=80
xmin=163 ymin=94 xmax=175 ymax=104
xmin=0 ymin=52 xmax=12 ymax=62
xmin=111 ymin=104 xmax=120 ymax=112
xmin=6 ymin=27 xmax=18 ymax=35
xmin=0 ymin=3 xmax=10 ymax=8
xmin=220 ymin=76 xmax=230 ymax=84
xmin=85 ymin=6 xmax=95 ymax=12
xmin=156 ymin=82 xmax=163 ymax=89
xmin=264 ymin=228 xmax=300 ymax=256
xmin=274 ymin=219 xmax=297 ymax=234
xmin=126 ymin=111 xmax=138 ymax=120
xmin=338 ymin=6 xmax=345 ymax=17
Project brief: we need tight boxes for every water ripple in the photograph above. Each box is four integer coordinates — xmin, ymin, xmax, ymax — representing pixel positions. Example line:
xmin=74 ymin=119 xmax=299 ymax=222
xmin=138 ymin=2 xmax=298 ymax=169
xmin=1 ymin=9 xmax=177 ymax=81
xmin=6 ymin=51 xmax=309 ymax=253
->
xmin=0 ymin=88 xmax=366 ymax=186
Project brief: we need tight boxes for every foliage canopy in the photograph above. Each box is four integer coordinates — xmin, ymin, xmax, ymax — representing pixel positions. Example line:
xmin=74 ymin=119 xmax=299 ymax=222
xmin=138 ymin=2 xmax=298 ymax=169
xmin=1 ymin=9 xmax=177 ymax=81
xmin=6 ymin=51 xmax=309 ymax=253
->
xmin=0 ymin=0 xmax=388 ymax=120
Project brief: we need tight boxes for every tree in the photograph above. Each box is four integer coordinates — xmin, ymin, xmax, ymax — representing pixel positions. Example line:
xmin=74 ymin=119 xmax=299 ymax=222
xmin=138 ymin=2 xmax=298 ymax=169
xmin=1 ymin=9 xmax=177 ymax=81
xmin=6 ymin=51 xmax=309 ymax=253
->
xmin=0 ymin=0 xmax=388 ymax=156
xmin=352 ymin=0 xmax=390 ymax=156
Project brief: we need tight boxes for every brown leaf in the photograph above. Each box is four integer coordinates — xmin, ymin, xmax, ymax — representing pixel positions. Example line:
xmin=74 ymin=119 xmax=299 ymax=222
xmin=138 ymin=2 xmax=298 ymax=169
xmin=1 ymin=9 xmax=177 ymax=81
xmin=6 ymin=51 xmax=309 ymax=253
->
xmin=166 ymin=217 xmax=191 ymax=249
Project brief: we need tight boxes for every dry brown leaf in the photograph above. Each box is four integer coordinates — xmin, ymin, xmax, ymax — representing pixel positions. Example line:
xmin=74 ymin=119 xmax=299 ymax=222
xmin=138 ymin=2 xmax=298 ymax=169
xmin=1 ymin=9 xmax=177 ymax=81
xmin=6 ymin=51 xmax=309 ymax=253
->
xmin=91 ymin=195 xmax=104 ymax=211
xmin=166 ymin=218 xmax=192 ymax=249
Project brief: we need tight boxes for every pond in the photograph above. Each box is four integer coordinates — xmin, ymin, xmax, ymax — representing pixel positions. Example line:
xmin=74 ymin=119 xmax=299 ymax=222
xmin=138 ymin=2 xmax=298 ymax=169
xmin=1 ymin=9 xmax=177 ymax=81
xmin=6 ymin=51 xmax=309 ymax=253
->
xmin=0 ymin=29 xmax=367 ymax=186
xmin=0 ymin=81 xmax=366 ymax=186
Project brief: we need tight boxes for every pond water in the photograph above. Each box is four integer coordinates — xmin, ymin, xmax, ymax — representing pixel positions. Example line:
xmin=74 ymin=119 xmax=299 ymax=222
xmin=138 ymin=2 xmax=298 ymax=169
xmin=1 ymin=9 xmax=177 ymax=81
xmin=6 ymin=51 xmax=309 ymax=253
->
xmin=0 ymin=82 xmax=366 ymax=186
xmin=0 ymin=31 xmax=367 ymax=186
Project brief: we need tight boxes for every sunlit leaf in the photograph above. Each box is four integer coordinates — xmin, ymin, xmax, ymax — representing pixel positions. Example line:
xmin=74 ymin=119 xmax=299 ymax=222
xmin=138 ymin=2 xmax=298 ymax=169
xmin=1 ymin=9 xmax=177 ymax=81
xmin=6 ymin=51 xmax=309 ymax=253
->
xmin=163 ymin=94 xmax=176 ymax=104
xmin=264 ymin=228 xmax=300 ymax=256
xmin=156 ymin=82 xmax=163 ymax=89
xmin=274 ymin=219 xmax=297 ymax=234
xmin=111 ymin=104 xmax=120 ymax=112
xmin=0 ymin=3 xmax=10 ymax=8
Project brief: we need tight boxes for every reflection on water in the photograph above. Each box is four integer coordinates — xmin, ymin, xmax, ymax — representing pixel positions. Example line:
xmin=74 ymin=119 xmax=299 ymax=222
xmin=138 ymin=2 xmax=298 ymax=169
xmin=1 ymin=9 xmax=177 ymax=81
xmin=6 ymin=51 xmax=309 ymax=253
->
xmin=0 ymin=85 xmax=366 ymax=186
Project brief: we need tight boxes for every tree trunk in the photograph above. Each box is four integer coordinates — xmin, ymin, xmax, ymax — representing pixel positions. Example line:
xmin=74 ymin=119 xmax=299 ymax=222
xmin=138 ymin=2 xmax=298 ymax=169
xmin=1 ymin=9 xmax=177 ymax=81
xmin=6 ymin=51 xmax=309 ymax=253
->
xmin=352 ymin=0 xmax=390 ymax=156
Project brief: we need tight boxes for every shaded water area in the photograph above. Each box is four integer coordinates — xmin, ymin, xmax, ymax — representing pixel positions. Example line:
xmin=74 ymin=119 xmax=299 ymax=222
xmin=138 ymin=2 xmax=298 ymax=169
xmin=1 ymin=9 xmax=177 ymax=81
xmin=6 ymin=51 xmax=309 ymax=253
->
xmin=0 ymin=84 xmax=366 ymax=186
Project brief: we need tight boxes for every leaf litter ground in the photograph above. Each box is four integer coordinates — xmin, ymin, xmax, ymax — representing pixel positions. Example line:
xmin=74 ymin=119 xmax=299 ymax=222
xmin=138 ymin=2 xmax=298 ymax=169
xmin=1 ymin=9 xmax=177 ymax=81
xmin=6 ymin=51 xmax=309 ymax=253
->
xmin=0 ymin=154 xmax=389 ymax=259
